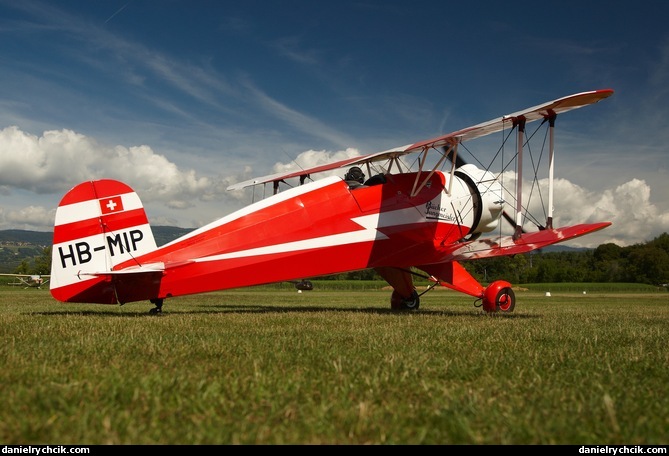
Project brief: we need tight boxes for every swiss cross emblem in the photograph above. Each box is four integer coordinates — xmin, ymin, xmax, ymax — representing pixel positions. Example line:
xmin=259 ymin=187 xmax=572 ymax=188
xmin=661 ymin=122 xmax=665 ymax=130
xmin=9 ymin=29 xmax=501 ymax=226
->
xmin=100 ymin=196 xmax=124 ymax=214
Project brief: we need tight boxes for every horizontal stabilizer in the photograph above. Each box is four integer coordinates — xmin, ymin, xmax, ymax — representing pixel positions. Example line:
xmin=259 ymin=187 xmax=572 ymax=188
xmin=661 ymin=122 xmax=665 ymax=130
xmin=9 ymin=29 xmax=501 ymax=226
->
xmin=79 ymin=262 xmax=166 ymax=277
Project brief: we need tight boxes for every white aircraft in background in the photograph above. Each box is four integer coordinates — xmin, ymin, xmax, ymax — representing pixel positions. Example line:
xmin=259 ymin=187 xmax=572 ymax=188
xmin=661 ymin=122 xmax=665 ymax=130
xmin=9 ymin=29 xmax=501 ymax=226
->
xmin=1 ymin=274 xmax=50 ymax=289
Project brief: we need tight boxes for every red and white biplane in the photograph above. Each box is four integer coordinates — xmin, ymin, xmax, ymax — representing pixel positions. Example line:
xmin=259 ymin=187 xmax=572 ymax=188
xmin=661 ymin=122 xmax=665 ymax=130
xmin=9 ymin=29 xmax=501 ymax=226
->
xmin=49 ymin=89 xmax=613 ymax=313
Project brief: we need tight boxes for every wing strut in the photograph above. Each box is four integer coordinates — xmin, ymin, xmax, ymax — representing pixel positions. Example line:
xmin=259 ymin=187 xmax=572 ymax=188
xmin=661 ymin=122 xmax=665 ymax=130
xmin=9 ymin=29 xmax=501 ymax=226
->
xmin=546 ymin=114 xmax=556 ymax=229
xmin=410 ymin=144 xmax=454 ymax=198
xmin=513 ymin=117 xmax=526 ymax=240
xmin=447 ymin=143 xmax=458 ymax=195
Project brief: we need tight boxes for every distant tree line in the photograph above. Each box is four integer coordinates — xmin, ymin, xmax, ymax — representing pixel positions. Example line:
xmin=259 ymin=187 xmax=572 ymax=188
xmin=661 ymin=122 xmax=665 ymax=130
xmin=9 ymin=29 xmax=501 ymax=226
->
xmin=9 ymin=233 xmax=669 ymax=287
xmin=332 ymin=232 xmax=669 ymax=287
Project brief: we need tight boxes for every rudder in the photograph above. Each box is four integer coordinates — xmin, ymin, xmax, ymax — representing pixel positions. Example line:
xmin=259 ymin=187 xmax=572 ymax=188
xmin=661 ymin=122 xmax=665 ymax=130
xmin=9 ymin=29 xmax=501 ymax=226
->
xmin=50 ymin=179 xmax=158 ymax=303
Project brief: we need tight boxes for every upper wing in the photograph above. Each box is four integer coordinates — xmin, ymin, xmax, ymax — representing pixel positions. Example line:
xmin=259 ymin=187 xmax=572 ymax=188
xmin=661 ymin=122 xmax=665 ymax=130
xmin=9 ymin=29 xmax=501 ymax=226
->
xmin=405 ymin=89 xmax=613 ymax=152
xmin=227 ymin=89 xmax=613 ymax=191
xmin=226 ymin=145 xmax=414 ymax=191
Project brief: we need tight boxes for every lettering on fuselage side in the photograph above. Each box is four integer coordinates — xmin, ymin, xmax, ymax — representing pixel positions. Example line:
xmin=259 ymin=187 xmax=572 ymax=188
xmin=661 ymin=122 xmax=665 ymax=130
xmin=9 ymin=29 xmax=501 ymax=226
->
xmin=425 ymin=201 xmax=457 ymax=222
xmin=57 ymin=229 xmax=144 ymax=267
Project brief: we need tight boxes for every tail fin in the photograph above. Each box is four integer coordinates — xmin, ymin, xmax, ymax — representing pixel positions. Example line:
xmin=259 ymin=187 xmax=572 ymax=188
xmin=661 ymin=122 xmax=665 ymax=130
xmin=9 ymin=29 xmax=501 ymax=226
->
xmin=50 ymin=179 xmax=158 ymax=303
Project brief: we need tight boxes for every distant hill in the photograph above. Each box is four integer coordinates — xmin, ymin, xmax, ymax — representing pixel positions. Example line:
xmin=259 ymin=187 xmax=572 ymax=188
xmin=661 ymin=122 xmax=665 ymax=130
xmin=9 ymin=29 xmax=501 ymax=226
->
xmin=0 ymin=226 xmax=193 ymax=273
xmin=0 ymin=229 xmax=53 ymax=246
xmin=147 ymin=226 xmax=194 ymax=246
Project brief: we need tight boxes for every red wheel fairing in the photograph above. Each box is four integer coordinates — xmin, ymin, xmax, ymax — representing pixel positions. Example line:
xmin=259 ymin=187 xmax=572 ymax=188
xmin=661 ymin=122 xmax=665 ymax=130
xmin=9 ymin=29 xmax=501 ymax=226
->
xmin=483 ymin=281 xmax=516 ymax=313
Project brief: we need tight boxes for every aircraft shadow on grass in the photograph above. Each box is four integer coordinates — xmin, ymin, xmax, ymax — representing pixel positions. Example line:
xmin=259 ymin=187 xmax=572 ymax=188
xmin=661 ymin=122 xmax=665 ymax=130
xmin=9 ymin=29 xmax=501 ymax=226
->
xmin=33 ymin=305 xmax=540 ymax=319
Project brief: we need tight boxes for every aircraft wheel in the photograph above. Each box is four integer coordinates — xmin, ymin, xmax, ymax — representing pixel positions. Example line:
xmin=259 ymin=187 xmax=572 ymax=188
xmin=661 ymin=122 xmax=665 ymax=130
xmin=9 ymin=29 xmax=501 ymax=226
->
xmin=390 ymin=290 xmax=420 ymax=310
xmin=482 ymin=281 xmax=515 ymax=313
xmin=149 ymin=298 xmax=164 ymax=315
xmin=494 ymin=287 xmax=515 ymax=312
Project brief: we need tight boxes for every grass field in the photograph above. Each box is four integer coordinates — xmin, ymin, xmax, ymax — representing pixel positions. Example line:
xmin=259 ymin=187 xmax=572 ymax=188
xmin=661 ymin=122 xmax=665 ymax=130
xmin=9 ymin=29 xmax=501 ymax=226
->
xmin=0 ymin=283 xmax=667 ymax=444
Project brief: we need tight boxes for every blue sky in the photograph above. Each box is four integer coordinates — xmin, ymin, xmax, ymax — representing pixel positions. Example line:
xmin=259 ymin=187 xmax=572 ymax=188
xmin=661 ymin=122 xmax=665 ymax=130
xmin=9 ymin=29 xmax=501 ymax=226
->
xmin=1 ymin=0 xmax=668 ymax=248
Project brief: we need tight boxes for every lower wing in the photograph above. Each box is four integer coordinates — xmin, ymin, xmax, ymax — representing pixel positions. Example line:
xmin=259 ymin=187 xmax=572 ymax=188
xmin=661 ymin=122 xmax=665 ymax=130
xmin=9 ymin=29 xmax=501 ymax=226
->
xmin=444 ymin=222 xmax=611 ymax=261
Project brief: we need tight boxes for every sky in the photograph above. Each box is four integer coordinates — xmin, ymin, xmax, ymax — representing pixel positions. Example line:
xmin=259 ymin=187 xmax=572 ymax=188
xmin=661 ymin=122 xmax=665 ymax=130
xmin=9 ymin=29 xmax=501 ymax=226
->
xmin=1 ymin=0 xmax=668 ymax=248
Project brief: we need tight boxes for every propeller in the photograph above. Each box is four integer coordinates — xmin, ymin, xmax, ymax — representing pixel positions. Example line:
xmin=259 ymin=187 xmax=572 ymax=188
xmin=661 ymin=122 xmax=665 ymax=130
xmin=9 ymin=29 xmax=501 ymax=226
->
xmin=443 ymin=146 xmax=526 ymax=237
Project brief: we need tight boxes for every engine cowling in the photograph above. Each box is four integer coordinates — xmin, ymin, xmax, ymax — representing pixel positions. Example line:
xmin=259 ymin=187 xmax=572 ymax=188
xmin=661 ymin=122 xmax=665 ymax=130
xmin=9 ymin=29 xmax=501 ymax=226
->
xmin=455 ymin=164 xmax=505 ymax=235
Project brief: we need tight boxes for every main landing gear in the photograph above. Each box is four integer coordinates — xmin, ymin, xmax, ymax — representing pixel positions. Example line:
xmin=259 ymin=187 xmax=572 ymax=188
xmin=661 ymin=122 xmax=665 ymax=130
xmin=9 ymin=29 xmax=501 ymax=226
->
xmin=390 ymin=289 xmax=420 ymax=310
xmin=388 ymin=279 xmax=516 ymax=313
xmin=149 ymin=298 xmax=163 ymax=314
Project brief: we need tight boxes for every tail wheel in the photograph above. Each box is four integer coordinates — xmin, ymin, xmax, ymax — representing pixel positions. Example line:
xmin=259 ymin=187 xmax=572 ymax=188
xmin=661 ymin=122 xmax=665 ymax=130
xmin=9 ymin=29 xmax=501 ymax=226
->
xmin=482 ymin=281 xmax=515 ymax=313
xmin=390 ymin=290 xmax=420 ymax=310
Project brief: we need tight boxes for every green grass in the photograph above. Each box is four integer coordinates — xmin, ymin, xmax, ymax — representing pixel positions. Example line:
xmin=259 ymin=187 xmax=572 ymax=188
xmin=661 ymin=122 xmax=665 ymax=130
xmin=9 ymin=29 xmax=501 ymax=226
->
xmin=0 ymin=285 xmax=667 ymax=444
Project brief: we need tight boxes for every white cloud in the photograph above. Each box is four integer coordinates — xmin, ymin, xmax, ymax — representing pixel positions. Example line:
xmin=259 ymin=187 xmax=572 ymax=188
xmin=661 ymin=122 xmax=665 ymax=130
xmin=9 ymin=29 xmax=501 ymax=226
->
xmin=272 ymin=148 xmax=361 ymax=174
xmin=0 ymin=126 xmax=212 ymax=201
xmin=0 ymin=205 xmax=55 ymax=231
xmin=550 ymin=177 xmax=669 ymax=247
xmin=582 ymin=179 xmax=669 ymax=246
xmin=498 ymin=173 xmax=669 ymax=247
xmin=0 ymin=126 xmax=239 ymax=230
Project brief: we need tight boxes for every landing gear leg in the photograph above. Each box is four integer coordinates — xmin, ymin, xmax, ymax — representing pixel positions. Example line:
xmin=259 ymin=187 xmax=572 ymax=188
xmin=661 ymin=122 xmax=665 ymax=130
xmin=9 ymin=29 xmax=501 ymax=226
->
xmin=149 ymin=298 xmax=163 ymax=314
xmin=375 ymin=267 xmax=419 ymax=311
xmin=390 ymin=289 xmax=420 ymax=310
